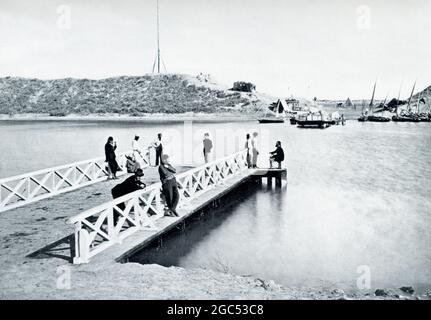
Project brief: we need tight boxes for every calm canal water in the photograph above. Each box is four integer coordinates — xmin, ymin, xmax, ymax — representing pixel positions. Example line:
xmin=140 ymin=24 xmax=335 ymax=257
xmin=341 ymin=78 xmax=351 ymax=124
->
xmin=1 ymin=119 xmax=430 ymax=290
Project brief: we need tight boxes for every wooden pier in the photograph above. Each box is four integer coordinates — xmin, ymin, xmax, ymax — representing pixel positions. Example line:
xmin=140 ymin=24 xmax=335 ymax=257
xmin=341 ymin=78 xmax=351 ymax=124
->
xmin=0 ymin=150 xmax=286 ymax=267
xmin=68 ymin=151 xmax=287 ymax=264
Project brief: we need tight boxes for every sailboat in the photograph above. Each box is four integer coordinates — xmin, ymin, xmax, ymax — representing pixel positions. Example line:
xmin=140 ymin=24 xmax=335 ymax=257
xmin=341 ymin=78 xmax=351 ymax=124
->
xmin=367 ymin=87 xmax=390 ymax=122
xmin=358 ymin=82 xmax=376 ymax=122
xmin=257 ymin=100 xmax=285 ymax=123
xmin=370 ymin=93 xmax=391 ymax=122
xmin=392 ymin=81 xmax=421 ymax=122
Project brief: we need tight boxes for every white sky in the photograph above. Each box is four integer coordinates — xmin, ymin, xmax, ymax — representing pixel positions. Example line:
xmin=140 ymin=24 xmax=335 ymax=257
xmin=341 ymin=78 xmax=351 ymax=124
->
xmin=0 ymin=0 xmax=430 ymax=99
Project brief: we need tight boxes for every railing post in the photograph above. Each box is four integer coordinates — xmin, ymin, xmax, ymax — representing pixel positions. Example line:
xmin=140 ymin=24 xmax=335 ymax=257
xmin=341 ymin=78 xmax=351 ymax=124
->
xmin=27 ymin=177 xmax=31 ymax=199
xmin=73 ymin=221 xmax=90 ymax=264
xmin=107 ymin=207 xmax=119 ymax=243
xmin=154 ymin=191 xmax=163 ymax=217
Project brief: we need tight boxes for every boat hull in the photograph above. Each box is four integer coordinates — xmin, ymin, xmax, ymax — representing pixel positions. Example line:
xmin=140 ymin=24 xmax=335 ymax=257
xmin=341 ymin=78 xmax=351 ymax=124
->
xmin=296 ymin=120 xmax=331 ymax=128
xmin=392 ymin=116 xmax=420 ymax=122
xmin=358 ymin=116 xmax=390 ymax=122
xmin=258 ymin=118 xmax=285 ymax=124
xmin=367 ymin=116 xmax=391 ymax=122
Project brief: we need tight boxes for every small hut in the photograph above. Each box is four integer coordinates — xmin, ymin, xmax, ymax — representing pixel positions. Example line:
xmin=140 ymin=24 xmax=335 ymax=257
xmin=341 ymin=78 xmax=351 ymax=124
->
xmin=232 ymin=81 xmax=256 ymax=93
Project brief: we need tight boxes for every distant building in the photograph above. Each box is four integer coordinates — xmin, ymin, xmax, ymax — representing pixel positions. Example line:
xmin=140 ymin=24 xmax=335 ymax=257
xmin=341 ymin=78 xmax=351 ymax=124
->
xmin=232 ymin=81 xmax=256 ymax=93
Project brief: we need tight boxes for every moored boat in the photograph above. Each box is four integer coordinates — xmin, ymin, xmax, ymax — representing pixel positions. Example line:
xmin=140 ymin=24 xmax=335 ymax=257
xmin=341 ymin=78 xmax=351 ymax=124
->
xmin=392 ymin=115 xmax=420 ymax=122
xmin=257 ymin=99 xmax=286 ymax=124
xmin=392 ymin=81 xmax=424 ymax=123
xmin=297 ymin=119 xmax=332 ymax=128
xmin=367 ymin=115 xmax=391 ymax=122
xmin=258 ymin=118 xmax=285 ymax=124
xmin=358 ymin=81 xmax=377 ymax=122
xmin=296 ymin=109 xmax=332 ymax=129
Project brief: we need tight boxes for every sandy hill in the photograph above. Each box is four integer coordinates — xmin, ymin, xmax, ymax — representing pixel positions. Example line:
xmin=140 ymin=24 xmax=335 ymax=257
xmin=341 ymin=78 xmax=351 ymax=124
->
xmin=0 ymin=74 xmax=274 ymax=116
xmin=412 ymin=85 xmax=431 ymax=102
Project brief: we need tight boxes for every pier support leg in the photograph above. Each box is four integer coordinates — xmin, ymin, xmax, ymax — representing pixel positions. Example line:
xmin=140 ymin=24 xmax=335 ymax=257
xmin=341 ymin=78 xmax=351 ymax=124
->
xmin=256 ymin=177 xmax=262 ymax=186
xmin=267 ymin=177 xmax=272 ymax=188
xmin=276 ymin=177 xmax=282 ymax=188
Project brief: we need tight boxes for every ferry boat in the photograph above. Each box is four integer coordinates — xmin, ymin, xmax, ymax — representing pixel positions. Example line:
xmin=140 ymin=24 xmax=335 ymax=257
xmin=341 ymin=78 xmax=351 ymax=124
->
xmin=296 ymin=108 xmax=332 ymax=129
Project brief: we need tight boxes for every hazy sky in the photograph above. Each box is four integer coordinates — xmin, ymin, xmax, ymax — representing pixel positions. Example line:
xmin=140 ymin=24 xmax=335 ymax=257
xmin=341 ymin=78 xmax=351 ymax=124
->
xmin=0 ymin=0 xmax=430 ymax=99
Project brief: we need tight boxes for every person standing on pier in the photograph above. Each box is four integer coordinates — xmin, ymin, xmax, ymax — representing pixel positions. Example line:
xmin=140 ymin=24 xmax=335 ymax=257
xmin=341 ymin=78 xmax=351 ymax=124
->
xmin=203 ymin=133 xmax=213 ymax=163
xmin=245 ymin=133 xmax=252 ymax=168
xmin=132 ymin=135 xmax=143 ymax=164
xmin=158 ymin=154 xmax=180 ymax=217
xmin=269 ymin=141 xmax=285 ymax=169
xmin=152 ymin=133 xmax=163 ymax=166
xmin=105 ymin=137 xmax=120 ymax=179
xmin=251 ymin=132 xmax=259 ymax=168
xmin=111 ymin=169 xmax=146 ymax=224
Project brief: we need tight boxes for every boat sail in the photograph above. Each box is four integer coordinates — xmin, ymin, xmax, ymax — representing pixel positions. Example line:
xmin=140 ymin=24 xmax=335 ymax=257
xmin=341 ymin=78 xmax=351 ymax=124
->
xmin=358 ymin=82 xmax=375 ymax=122
xmin=358 ymin=81 xmax=390 ymax=122
xmin=392 ymin=81 xmax=421 ymax=122
xmin=257 ymin=100 xmax=286 ymax=123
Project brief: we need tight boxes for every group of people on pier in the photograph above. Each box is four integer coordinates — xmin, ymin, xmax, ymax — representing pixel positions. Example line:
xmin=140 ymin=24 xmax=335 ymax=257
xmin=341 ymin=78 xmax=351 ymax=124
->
xmin=104 ymin=131 xmax=285 ymax=218
xmin=244 ymin=132 xmax=284 ymax=169
xmin=104 ymin=133 xmax=181 ymax=217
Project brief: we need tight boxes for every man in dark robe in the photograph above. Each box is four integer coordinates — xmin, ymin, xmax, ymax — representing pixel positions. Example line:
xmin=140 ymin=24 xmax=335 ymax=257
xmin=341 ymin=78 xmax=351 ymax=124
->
xmin=105 ymin=136 xmax=120 ymax=179
xmin=111 ymin=169 xmax=146 ymax=224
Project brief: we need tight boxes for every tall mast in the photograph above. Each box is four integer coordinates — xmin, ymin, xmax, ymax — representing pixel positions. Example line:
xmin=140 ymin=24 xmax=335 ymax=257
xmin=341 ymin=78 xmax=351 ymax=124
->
xmin=152 ymin=0 xmax=165 ymax=74
xmin=369 ymin=81 xmax=377 ymax=113
xmin=395 ymin=81 xmax=402 ymax=114
xmin=157 ymin=0 xmax=160 ymax=73
xmin=407 ymin=80 xmax=416 ymax=113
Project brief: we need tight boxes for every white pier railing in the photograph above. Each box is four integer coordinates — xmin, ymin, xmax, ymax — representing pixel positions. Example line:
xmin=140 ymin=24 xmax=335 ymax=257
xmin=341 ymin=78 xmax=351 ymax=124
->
xmin=68 ymin=150 xmax=248 ymax=264
xmin=0 ymin=151 xmax=150 ymax=213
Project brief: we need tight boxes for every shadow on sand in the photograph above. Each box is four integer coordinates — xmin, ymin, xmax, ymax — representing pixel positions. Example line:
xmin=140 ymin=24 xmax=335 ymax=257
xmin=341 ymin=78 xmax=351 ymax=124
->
xmin=27 ymin=234 xmax=75 ymax=263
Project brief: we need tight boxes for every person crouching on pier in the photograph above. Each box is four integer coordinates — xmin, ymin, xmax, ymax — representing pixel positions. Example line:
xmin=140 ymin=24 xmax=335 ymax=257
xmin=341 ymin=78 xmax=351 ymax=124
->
xmin=111 ymin=169 xmax=146 ymax=224
xmin=269 ymin=141 xmax=285 ymax=169
xmin=158 ymin=154 xmax=180 ymax=217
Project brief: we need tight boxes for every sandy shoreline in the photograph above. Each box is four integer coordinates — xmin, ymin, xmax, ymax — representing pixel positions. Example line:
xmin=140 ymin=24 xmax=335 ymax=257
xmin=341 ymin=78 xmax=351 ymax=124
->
xmin=0 ymin=112 xmax=257 ymax=123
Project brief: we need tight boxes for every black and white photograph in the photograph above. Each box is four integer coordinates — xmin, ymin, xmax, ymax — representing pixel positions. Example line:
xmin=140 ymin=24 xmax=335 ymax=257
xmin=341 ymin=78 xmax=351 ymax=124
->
xmin=0 ymin=0 xmax=430 ymax=306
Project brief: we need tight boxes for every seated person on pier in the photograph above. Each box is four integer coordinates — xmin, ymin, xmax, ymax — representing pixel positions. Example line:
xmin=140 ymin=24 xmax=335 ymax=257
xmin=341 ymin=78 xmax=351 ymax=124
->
xmin=111 ymin=169 xmax=146 ymax=224
xmin=125 ymin=154 xmax=141 ymax=173
xmin=269 ymin=141 xmax=285 ymax=169
xmin=158 ymin=154 xmax=180 ymax=217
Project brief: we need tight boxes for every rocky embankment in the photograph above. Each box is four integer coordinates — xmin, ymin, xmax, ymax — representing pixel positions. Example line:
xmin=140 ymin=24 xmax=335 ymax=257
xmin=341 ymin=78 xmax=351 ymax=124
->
xmin=0 ymin=74 xmax=273 ymax=116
